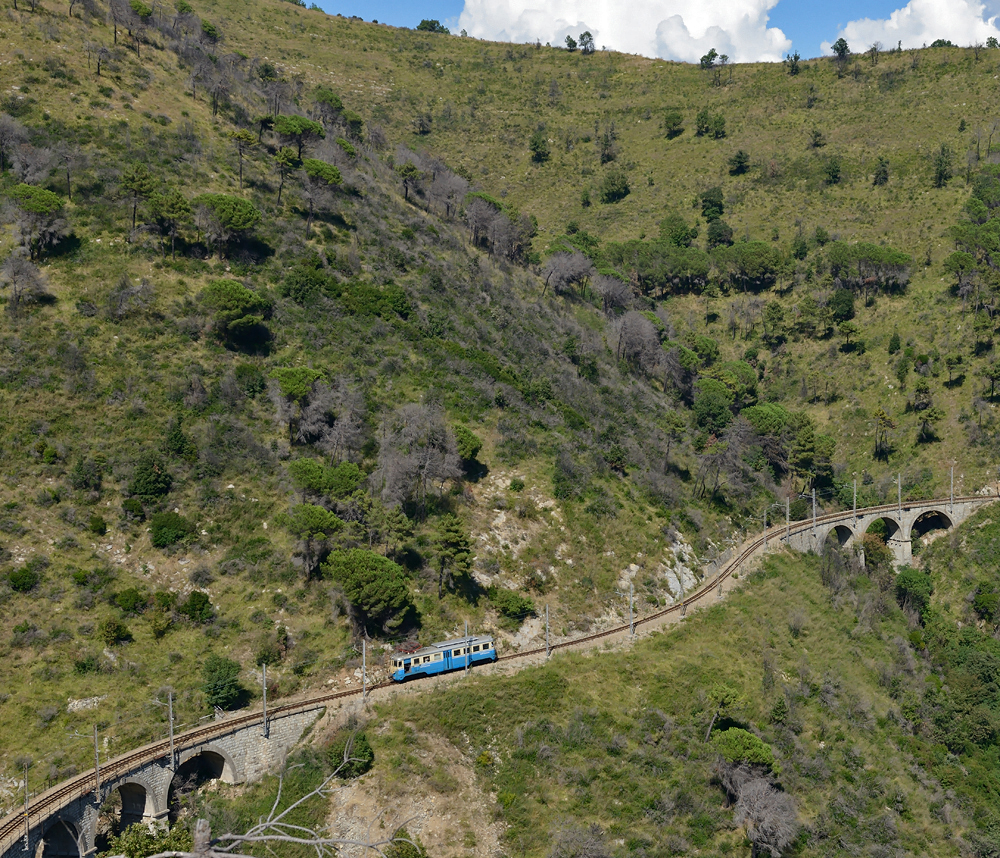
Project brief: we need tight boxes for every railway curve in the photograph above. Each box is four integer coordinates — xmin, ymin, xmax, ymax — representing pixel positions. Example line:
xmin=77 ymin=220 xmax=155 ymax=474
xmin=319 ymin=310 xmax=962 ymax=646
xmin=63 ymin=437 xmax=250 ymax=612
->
xmin=0 ymin=493 xmax=992 ymax=856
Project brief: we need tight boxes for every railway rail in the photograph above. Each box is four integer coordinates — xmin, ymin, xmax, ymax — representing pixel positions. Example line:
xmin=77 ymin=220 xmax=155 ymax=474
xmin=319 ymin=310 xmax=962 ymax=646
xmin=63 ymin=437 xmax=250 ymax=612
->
xmin=0 ymin=494 xmax=988 ymax=854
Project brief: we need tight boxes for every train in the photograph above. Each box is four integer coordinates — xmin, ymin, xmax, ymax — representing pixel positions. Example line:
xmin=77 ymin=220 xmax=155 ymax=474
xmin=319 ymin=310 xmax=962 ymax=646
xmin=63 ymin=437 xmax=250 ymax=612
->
xmin=390 ymin=634 xmax=497 ymax=681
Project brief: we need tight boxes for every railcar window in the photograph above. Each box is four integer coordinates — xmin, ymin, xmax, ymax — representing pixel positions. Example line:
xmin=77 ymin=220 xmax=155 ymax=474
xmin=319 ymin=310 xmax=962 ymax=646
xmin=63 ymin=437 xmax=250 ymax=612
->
xmin=472 ymin=645 xmax=480 ymax=652
xmin=433 ymin=653 xmax=442 ymax=661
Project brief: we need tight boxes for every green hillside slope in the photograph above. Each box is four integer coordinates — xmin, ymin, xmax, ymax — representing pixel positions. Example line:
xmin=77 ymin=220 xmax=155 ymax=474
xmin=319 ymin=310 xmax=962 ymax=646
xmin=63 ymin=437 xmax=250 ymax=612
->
xmin=1 ymin=0 xmax=1000 ymax=820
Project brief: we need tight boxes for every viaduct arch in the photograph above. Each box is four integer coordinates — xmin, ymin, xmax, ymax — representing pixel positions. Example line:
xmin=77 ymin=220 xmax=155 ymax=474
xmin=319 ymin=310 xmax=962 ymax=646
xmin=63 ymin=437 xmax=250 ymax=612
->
xmin=782 ymin=497 xmax=975 ymax=565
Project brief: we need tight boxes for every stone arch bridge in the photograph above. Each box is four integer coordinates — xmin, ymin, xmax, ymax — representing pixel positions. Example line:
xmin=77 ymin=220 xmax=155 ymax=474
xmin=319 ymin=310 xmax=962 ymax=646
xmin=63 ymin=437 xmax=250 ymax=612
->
xmin=1 ymin=494 xmax=995 ymax=858
xmin=0 ymin=700 xmax=330 ymax=858
xmin=778 ymin=495 xmax=992 ymax=566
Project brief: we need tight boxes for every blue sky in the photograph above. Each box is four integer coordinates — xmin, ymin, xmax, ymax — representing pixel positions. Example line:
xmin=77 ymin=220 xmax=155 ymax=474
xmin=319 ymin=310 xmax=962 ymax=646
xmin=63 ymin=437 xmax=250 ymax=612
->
xmin=314 ymin=0 xmax=911 ymax=59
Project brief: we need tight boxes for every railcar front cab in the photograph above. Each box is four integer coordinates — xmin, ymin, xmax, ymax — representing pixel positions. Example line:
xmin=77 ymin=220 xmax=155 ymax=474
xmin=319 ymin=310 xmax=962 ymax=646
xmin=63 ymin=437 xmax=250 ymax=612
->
xmin=391 ymin=635 xmax=497 ymax=682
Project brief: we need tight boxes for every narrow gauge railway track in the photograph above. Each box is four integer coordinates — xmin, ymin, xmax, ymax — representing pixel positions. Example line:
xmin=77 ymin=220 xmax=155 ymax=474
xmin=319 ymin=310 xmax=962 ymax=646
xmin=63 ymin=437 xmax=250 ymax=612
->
xmin=1 ymin=495 xmax=988 ymax=853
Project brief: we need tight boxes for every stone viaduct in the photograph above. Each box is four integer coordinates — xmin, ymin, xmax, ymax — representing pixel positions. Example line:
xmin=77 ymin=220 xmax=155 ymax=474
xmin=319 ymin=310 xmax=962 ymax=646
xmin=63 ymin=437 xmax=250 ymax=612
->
xmin=0 ymin=702 xmax=330 ymax=858
xmin=1 ymin=494 xmax=995 ymax=858
xmin=776 ymin=495 xmax=991 ymax=566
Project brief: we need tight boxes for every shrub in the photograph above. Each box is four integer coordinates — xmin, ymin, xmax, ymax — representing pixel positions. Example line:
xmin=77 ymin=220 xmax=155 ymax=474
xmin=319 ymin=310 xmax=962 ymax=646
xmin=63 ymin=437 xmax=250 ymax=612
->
xmin=70 ymin=457 xmax=104 ymax=492
xmin=128 ymin=452 xmax=172 ymax=500
xmin=326 ymin=729 xmax=375 ymax=778
xmin=115 ymin=587 xmax=149 ymax=616
xmin=454 ymin=425 xmax=483 ymax=463
xmin=179 ymin=591 xmax=215 ymax=623
xmin=150 ymin=512 xmax=194 ymax=548
xmin=122 ymin=498 xmax=145 ymax=521
xmin=88 ymin=514 xmax=107 ymax=536
xmin=9 ymin=566 xmax=40 ymax=593
xmin=201 ymin=653 xmax=244 ymax=709
xmin=895 ymin=567 xmax=933 ymax=618
xmin=711 ymin=728 xmax=777 ymax=771
xmin=97 ymin=617 xmax=132 ymax=646
xmin=973 ymin=590 xmax=999 ymax=622
xmin=488 ymin=586 xmax=535 ymax=619
xmin=509 ymin=477 xmax=525 ymax=492
xmin=599 ymin=167 xmax=630 ymax=204
xmin=201 ymin=280 xmax=272 ymax=346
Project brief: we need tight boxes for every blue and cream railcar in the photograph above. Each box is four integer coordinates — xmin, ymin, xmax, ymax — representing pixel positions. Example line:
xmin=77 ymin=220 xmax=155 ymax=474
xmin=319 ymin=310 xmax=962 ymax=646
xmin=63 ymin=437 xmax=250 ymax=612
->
xmin=391 ymin=635 xmax=497 ymax=682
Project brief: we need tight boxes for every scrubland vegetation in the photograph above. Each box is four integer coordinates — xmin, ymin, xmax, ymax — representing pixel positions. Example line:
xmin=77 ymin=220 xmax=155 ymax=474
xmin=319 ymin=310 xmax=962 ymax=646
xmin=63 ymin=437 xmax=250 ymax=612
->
xmin=4 ymin=0 xmax=1000 ymax=853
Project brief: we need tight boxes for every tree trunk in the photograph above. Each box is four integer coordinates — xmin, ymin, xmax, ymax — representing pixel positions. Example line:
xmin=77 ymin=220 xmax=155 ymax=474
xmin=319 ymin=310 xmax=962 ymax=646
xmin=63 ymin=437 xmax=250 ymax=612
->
xmin=704 ymin=706 xmax=720 ymax=742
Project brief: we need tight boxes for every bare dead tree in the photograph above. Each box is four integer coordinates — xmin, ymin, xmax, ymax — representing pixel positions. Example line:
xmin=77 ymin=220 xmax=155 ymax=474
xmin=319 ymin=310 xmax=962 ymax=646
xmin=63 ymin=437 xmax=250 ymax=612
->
xmin=593 ymin=274 xmax=630 ymax=315
xmin=543 ymin=251 xmax=594 ymax=297
xmin=734 ymin=778 xmax=798 ymax=858
xmin=614 ymin=311 xmax=661 ymax=374
xmin=464 ymin=197 xmax=495 ymax=248
xmin=106 ymin=274 xmax=154 ymax=321
xmin=0 ymin=115 xmax=28 ymax=174
xmin=0 ymin=254 xmax=50 ymax=319
xmin=12 ymin=143 xmax=54 ymax=185
xmin=428 ymin=170 xmax=468 ymax=218
xmin=370 ymin=404 xmax=461 ymax=516
xmin=296 ymin=379 xmax=366 ymax=461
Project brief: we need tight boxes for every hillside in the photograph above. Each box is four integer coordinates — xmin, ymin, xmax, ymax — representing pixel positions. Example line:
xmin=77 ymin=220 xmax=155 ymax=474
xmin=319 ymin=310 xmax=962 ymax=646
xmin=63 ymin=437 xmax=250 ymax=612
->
xmin=2 ymin=0 xmax=1000 ymax=826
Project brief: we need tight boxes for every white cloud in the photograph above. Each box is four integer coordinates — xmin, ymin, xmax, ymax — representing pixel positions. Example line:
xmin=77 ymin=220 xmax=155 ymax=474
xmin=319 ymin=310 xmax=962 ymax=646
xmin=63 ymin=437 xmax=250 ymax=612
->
xmin=456 ymin=0 xmax=791 ymax=63
xmin=823 ymin=0 xmax=1000 ymax=54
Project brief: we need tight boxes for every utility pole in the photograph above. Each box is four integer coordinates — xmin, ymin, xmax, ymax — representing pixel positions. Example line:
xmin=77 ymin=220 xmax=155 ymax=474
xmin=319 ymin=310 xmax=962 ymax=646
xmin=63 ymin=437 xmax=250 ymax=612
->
xmin=464 ymin=621 xmax=469 ymax=675
xmin=93 ymin=725 xmax=101 ymax=805
xmin=897 ymin=473 xmax=902 ymax=519
xmin=812 ymin=488 xmax=817 ymax=539
xmin=545 ymin=604 xmax=550 ymax=658
xmin=168 ymin=692 xmax=175 ymax=769
xmin=23 ymin=763 xmax=29 ymax=852
xmin=853 ymin=479 xmax=857 ymax=527
xmin=629 ymin=582 xmax=634 ymax=638
xmin=763 ymin=508 xmax=767 ymax=549
xmin=262 ymin=663 xmax=268 ymax=737
xmin=785 ymin=496 xmax=790 ymax=542
xmin=361 ymin=641 xmax=367 ymax=702
xmin=950 ymin=464 xmax=955 ymax=514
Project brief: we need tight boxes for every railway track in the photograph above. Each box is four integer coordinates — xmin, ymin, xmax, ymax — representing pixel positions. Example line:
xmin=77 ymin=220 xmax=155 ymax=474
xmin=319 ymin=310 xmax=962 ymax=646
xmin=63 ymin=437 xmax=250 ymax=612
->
xmin=1 ymin=494 xmax=988 ymax=853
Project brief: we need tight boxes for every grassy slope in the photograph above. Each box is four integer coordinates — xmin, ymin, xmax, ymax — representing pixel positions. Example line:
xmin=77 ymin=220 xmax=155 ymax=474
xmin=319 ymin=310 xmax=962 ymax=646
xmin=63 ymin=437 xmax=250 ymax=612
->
xmin=382 ymin=549 xmax=958 ymax=857
xmin=0 ymin=0 xmax=998 ymax=808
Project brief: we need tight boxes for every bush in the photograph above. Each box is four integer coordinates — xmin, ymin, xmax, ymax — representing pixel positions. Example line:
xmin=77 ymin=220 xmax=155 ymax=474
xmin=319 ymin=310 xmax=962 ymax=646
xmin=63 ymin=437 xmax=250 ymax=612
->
xmin=114 ymin=588 xmax=149 ymax=616
xmin=711 ymin=728 xmax=776 ymax=771
xmin=201 ymin=653 xmax=244 ymax=709
xmin=599 ymin=167 xmax=630 ymax=204
xmin=9 ymin=566 xmax=40 ymax=593
xmin=973 ymin=590 xmax=999 ymax=622
xmin=454 ymin=425 xmax=483 ymax=463
xmin=97 ymin=617 xmax=132 ymax=646
xmin=70 ymin=457 xmax=104 ymax=492
xmin=88 ymin=514 xmax=107 ymax=536
xmin=122 ymin=498 xmax=145 ymax=521
xmin=384 ymin=828 xmax=428 ymax=858
xmin=150 ymin=512 xmax=194 ymax=548
xmin=129 ymin=452 xmax=172 ymax=500
xmin=895 ymin=567 xmax=933 ymax=618
xmin=201 ymin=280 xmax=272 ymax=347
xmin=326 ymin=729 xmax=375 ymax=777
xmin=488 ymin=586 xmax=535 ymax=619
xmin=179 ymin=591 xmax=215 ymax=624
